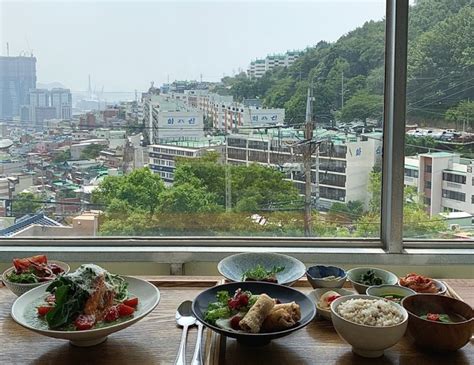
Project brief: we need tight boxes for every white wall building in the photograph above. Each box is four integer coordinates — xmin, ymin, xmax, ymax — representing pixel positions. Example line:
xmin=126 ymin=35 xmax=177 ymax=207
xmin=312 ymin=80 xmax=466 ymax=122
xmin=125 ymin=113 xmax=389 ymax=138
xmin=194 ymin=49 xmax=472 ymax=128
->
xmin=248 ymin=51 xmax=301 ymax=79
xmin=144 ymin=95 xmax=205 ymax=144
xmin=404 ymin=152 xmax=474 ymax=217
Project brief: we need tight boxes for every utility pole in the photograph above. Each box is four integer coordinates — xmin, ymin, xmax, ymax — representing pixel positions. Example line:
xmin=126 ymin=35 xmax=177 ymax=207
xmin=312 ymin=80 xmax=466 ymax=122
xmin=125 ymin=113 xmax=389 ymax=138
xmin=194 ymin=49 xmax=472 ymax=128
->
xmin=225 ymin=137 xmax=232 ymax=212
xmin=341 ymin=70 xmax=344 ymax=108
xmin=304 ymin=83 xmax=314 ymax=237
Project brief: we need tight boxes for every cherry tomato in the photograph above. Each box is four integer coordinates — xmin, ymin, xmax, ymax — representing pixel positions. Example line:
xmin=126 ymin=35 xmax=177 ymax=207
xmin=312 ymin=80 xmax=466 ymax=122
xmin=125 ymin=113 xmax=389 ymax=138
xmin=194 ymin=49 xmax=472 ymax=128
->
xmin=228 ymin=290 xmax=249 ymax=310
xmin=37 ymin=306 xmax=53 ymax=316
xmin=104 ymin=306 xmax=120 ymax=322
xmin=74 ymin=314 xmax=96 ymax=330
xmin=230 ymin=316 xmax=242 ymax=330
xmin=117 ymin=304 xmax=135 ymax=317
xmin=28 ymin=255 xmax=48 ymax=265
xmin=426 ymin=313 xmax=440 ymax=321
xmin=123 ymin=297 xmax=139 ymax=307
xmin=13 ymin=258 xmax=30 ymax=272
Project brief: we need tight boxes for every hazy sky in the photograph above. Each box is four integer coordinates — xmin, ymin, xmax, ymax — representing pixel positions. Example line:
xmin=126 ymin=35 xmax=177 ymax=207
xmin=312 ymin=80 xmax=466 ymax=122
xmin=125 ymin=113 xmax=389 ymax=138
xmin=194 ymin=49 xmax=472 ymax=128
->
xmin=1 ymin=0 xmax=385 ymax=92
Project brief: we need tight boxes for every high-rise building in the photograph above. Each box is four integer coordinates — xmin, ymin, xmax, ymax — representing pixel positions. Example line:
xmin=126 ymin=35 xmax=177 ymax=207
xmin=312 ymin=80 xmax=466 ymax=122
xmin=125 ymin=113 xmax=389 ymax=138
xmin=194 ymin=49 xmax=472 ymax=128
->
xmin=50 ymin=88 xmax=72 ymax=120
xmin=28 ymin=88 xmax=49 ymax=123
xmin=0 ymin=56 xmax=37 ymax=119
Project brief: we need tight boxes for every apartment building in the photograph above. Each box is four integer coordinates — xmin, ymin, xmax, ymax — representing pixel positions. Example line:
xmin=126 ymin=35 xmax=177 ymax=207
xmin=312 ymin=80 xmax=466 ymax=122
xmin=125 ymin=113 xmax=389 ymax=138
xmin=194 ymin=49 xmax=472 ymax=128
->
xmin=247 ymin=51 xmax=301 ymax=79
xmin=143 ymin=94 xmax=204 ymax=145
xmin=172 ymin=91 xmax=285 ymax=131
xmin=404 ymin=152 xmax=474 ymax=217
xmin=148 ymin=138 xmax=225 ymax=185
xmin=226 ymin=129 xmax=382 ymax=209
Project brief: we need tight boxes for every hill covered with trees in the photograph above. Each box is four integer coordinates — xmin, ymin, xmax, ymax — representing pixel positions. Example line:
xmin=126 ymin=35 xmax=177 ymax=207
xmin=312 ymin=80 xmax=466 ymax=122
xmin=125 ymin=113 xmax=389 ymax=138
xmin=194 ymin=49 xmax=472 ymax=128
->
xmin=216 ymin=0 xmax=473 ymax=127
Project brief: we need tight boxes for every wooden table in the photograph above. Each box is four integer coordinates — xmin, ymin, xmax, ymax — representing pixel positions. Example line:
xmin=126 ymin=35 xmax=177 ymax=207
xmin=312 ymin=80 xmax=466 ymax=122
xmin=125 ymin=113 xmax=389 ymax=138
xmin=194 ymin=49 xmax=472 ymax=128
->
xmin=0 ymin=276 xmax=472 ymax=365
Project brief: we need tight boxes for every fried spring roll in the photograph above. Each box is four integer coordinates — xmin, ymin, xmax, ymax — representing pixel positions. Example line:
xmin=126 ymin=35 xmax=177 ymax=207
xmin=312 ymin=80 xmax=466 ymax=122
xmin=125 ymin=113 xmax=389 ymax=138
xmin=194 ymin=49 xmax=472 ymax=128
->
xmin=239 ymin=293 xmax=274 ymax=333
xmin=261 ymin=302 xmax=301 ymax=332
xmin=273 ymin=302 xmax=301 ymax=321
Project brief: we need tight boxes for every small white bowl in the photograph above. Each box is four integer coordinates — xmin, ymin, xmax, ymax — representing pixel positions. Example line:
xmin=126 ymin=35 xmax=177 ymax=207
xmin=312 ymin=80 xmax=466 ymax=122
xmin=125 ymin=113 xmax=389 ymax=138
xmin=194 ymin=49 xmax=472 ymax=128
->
xmin=2 ymin=260 xmax=70 ymax=297
xmin=308 ymin=288 xmax=354 ymax=320
xmin=330 ymin=294 xmax=408 ymax=358
xmin=398 ymin=278 xmax=447 ymax=295
xmin=366 ymin=285 xmax=416 ymax=303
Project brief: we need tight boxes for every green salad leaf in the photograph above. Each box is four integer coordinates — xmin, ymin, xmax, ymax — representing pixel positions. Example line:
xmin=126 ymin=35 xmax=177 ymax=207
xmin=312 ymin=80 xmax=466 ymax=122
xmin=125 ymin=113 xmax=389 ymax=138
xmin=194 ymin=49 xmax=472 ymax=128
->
xmin=241 ymin=265 xmax=285 ymax=282
xmin=204 ymin=306 xmax=232 ymax=325
xmin=6 ymin=270 xmax=38 ymax=283
xmin=45 ymin=277 xmax=89 ymax=329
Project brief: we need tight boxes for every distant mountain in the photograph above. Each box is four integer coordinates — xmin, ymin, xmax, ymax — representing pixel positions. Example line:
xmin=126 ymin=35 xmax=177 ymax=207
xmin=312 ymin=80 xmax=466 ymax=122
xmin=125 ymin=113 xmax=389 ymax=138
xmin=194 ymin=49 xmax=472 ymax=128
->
xmin=36 ymin=82 xmax=68 ymax=90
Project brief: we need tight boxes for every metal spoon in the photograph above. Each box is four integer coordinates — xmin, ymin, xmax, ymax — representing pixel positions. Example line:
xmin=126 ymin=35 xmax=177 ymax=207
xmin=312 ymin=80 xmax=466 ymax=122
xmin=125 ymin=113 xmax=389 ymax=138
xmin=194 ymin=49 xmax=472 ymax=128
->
xmin=191 ymin=321 xmax=204 ymax=365
xmin=175 ymin=300 xmax=196 ymax=365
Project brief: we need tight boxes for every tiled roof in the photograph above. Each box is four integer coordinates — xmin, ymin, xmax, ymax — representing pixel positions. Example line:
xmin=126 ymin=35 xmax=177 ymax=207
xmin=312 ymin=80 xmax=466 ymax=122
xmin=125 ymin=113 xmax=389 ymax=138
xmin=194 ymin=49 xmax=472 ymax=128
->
xmin=0 ymin=213 xmax=63 ymax=237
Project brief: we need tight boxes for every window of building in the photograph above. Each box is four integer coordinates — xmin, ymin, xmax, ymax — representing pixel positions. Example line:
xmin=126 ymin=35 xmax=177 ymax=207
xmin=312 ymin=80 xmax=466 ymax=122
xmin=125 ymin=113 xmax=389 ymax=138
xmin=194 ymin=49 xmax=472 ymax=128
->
xmin=442 ymin=189 xmax=466 ymax=202
xmin=442 ymin=172 xmax=466 ymax=184
xmin=404 ymin=168 xmax=419 ymax=178
xmin=424 ymin=180 xmax=431 ymax=189
xmin=424 ymin=165 xmax=432 ymax=173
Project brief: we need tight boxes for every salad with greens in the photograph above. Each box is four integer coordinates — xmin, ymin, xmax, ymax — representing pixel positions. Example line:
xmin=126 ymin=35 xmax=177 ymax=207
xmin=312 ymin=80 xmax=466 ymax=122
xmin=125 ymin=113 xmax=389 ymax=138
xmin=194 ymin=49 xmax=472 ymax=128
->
xmin=37 ymin=264 xmax=139 ymax=331
xmin=205 ymin=289 xmax=259 ymax=326
xmin=241 ymin=265 xmax=285 ymax=283
xmin=6 ymin=255 xmax=65 ymax=283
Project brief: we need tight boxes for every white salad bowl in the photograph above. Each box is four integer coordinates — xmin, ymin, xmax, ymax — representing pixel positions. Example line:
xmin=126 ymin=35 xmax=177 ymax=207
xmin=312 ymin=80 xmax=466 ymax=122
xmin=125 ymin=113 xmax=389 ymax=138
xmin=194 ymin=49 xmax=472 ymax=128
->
xmin=2 ymin=260 xmax=70 ymax=297
xmin=330 ymin=294 xmax=408 ymax=358
xmin=11 ymin=276 xmax=160 ymax=347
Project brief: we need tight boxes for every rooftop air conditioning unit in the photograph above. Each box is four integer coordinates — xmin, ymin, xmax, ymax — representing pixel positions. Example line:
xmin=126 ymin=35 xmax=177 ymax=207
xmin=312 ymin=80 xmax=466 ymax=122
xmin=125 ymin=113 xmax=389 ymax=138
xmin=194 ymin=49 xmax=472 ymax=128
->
xmin=449 ymin=224 xmax=460 ymax=231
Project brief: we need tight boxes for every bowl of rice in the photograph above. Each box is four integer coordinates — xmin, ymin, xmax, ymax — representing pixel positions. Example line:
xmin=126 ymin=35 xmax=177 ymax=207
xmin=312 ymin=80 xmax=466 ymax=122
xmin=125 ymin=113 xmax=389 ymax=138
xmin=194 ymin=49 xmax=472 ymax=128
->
xmin=330 ymin=294 xmax=408 ymax=358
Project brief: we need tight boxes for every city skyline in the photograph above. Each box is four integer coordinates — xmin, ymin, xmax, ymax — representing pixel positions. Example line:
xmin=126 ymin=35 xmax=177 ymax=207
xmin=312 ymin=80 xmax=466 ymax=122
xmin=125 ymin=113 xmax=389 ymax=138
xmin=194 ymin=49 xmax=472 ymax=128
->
xmin=1 ymin=1 xmax=385 ymax=92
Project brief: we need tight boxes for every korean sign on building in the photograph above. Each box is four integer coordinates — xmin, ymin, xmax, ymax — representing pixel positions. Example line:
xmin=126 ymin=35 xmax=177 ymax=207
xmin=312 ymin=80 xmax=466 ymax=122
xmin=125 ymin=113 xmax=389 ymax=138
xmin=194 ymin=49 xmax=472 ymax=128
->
xmin=244 ymin=108 xmax=285 ymax=126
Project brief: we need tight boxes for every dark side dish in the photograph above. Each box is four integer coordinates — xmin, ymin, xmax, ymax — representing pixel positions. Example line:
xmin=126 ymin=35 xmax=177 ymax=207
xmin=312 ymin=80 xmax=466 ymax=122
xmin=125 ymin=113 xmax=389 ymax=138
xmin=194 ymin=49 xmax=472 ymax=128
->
xmin=6 ymin=255 xmax=65 ymax=283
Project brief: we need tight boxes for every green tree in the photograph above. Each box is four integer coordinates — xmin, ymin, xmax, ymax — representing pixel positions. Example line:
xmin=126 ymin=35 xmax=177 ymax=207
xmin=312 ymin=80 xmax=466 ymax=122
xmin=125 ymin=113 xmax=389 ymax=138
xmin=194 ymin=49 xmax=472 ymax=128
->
xmin=340 ymin=91 xmax=383 ymax=124
xmin=405 ymin=136 xmax=437 ymax=156
xmin=159 ymin=183 xmax=221 ymax=213
xmin=12 ymin=192 xmax=42 ymax=218
xmin=53 ymin=149 xmax=71 ymax=163
xmin=446 ymin=100 xmax=473 ymax=132
xmin=80 ymin=144 xmax=105 ymax=159
xmin=407 ymin=5 xmax=473 ymax=118
xmin=92 ymin=167 xmax=165 ymax=214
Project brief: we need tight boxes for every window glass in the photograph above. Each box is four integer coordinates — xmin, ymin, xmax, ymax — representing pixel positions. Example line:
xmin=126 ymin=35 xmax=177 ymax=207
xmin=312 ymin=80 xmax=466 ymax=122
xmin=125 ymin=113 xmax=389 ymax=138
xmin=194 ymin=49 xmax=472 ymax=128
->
xmin=1 ymin=0 xmax=385 ymax=239
xmin=404 ymin=0 xmax=473 ymax=241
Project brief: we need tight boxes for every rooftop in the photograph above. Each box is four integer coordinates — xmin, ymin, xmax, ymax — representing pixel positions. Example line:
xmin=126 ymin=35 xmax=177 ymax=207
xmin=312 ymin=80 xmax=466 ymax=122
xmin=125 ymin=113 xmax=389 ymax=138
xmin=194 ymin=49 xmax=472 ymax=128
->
xmin=0 ymin=213 xmax=63 ymax=238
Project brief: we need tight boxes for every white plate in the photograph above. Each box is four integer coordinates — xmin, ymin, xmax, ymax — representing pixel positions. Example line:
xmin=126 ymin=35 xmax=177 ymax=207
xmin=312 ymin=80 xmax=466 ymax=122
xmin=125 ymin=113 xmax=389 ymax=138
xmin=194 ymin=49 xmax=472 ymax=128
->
xmin=11 ymin=276 xmax=160 ymax=347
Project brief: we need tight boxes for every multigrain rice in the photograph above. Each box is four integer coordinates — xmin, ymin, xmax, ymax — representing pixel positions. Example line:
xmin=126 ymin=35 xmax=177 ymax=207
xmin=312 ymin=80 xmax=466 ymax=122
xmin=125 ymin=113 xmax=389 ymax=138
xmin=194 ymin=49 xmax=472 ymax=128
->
xmin=336 ymin=298 xmax=404 ymax=326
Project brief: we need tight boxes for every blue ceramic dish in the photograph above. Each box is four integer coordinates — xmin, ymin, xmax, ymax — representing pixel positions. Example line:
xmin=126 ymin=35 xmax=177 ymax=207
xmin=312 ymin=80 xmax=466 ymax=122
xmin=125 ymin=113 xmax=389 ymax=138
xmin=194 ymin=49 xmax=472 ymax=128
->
xmin=217 ymin=252 xmax=306 ymax=286
xmin=306 ymin=265 xmax=347 ymax=288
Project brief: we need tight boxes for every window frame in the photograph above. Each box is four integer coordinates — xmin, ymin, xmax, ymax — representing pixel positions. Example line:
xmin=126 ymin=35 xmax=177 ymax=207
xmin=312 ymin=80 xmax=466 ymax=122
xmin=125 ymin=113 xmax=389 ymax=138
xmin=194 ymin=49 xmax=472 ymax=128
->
xmin=0 ymin=0 xmax=472 ymax=265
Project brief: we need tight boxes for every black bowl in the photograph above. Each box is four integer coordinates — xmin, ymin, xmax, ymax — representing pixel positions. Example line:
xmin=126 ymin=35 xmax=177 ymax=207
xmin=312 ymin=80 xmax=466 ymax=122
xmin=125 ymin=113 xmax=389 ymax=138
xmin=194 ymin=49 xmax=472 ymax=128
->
xmin=192 ymin=281 xmax=316 ymax=346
